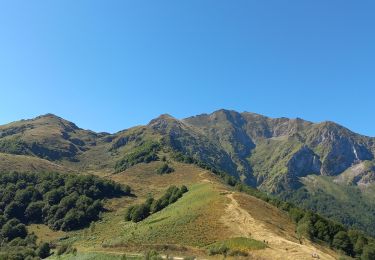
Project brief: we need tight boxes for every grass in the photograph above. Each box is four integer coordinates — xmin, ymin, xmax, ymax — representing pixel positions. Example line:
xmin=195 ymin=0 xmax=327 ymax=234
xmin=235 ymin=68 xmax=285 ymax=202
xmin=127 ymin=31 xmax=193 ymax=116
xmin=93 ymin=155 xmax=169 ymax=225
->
xmin=0 ymin=152 xmax=74 ymax=174
xmin=28 ymin=224 xmax=67 ymax=243
xmin=207 ymin=237 xmax=266 ymax=252
xmin=47 ymin=252 xmax=142 ymax=260
xmin=304 ymin=175 xmax=351 ymax=201
xmin=104 ymin=182 xmax=229 ymax=248
xmin=109 ymin=161 xmax=205 ymax=199
xmin=68 ymin=162 xmax=228 ymax=258
xmin=248 ymin=138 xmax=303 ymax=192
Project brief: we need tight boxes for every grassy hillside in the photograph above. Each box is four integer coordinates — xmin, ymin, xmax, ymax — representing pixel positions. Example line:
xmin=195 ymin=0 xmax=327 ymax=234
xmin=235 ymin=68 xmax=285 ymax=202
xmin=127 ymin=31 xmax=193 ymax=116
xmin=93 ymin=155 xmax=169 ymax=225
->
xmin=41 ymin=161 xmax=342 ymax=260
xmin=0 ymin=114 xmax=103 ymax=161
xmin=106 ymin=182 xmax=229 ymax=247
xmin=1 ymin=112 xmax=375 ymax=258
xmin=0 ymin=153 xmax=75 ymax=173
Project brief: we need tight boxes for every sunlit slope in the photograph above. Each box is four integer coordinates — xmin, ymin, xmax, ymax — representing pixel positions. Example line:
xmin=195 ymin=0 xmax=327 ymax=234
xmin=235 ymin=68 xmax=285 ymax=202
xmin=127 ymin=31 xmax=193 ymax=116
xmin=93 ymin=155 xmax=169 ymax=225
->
xmin=70 ymin=162 xmax=337 ymax=260
xmin=0 ymin=152 xmax=75 ymax=173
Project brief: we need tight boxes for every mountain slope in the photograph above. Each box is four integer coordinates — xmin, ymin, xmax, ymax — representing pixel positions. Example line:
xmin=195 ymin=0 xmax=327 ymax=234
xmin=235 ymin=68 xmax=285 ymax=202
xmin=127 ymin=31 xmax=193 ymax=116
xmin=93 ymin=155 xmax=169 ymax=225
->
xmin=183 ymin=110 xmax=375 ymax=236
xmin=184 ymin=109 xmax=374 ymax=186
xmin=57 ymin=161 xmax=338 ymax=260
xmin=0 ymin=114 xmax=105 ymax=161
xmin=0 ymin=152 xmax=75 ymax=173
xmin=1 ymin=111 xmax=375 ymax=239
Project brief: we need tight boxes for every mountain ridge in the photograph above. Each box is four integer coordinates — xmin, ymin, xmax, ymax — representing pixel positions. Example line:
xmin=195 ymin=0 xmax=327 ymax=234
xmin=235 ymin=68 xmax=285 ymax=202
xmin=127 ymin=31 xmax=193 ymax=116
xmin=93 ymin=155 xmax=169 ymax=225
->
xmin=1 ymin=109 xmax=375 ymax=237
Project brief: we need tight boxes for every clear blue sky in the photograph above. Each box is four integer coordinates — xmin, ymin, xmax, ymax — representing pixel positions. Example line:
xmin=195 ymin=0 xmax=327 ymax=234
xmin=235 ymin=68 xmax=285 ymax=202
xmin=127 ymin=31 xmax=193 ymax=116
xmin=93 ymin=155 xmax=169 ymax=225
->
xmin=0 ymin=1 xmax=374 ymax=136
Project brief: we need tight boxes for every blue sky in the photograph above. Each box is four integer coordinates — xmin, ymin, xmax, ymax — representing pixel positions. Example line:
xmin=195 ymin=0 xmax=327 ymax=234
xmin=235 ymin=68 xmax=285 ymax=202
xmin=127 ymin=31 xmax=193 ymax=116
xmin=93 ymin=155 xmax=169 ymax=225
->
xmin=0 ymin=1 xmax=374 ymax=136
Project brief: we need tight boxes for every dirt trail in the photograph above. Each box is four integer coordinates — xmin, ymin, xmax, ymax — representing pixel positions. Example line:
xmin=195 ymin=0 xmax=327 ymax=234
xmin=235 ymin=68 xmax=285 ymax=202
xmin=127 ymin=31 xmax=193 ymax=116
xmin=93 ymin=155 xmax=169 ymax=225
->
xmin=221 ymin=193 xmax=337 ymax=260
xmin=198 ymin=170 xmax=214 ymax=184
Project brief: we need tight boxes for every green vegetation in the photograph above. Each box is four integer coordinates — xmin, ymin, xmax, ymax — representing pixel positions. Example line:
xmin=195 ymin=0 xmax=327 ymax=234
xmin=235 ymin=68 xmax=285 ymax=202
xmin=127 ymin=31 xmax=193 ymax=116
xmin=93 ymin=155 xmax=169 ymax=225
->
xmin=170 ymin=150 xmax=237 ymax=185
xmin=115 ymin=142 xmax=160 ymax=173
xmin=2 ymin=111 xmax=375 ymax=259
xmin=48 ymin=252 xmax=143 ymax=260
xmin=0 ymin=137 xmax=28 ymax=155
xmin=0 ymin=171 xmax=130 ymax=231
xmin=125 ymin=185 xmax=188 ymax=222
xmin=104 ymin=182 xmax=222 ymax=248
xmin=281 ymin=176 xmax=375 ymax=236
xmin=144 ymin=250 xmax=163 ymax=260
xmin=169 ymin=153 xmax=375 ymax=259
xmin=37 ymin=242 xmax=51 ymax=258
xmin=0 ymin=171 xmax=131 ymax=259
xmin=167 ymin=144 xmax=375 ymax=258
xmin=166 ymin=144 xmax=375 ymax=258
xmin=207 ymin=237 xmax=266 ymax=256
xmin=0 ymin=237 xmax=52 ymax=259
xmin=362 ymin=244 xmax=375 ymax=260
xmin=56 ymin=243 xmax=77 ymax=256
xmin=155 ymin=163 xmax=174 ymax=174
xmin=249 ymin=139 xmax=302 ymax=183
xmin=233 ymin=183 xmax=375 ymax=259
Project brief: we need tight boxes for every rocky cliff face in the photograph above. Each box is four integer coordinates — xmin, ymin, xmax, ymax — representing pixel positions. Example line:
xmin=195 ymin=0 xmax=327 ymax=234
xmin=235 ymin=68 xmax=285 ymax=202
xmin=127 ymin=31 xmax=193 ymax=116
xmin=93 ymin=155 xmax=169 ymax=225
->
xmin=149 ymin=114 xmax=240 ymax=179
xmin=284 ymin=146 xmax=321 ymax=189
xmin=305 ymin=122 xmax=374 ymax=176
xmin=184 ymin=109 xmax=375 ymax=191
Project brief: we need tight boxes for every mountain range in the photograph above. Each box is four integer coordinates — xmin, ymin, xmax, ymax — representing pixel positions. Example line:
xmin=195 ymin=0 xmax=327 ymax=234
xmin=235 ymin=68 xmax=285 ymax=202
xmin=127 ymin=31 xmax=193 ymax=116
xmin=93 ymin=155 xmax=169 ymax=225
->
xmin=1 ymin=110 xmax=375 ymax=259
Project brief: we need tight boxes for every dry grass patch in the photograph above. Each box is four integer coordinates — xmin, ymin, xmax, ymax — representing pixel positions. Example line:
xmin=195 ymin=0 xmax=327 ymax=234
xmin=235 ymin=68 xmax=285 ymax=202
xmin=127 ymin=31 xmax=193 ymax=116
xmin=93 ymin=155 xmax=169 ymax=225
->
xmin=0 ymin=153 xmax=74 ymax=173
xmin=28 ymin=224 xmax=67 ymax=243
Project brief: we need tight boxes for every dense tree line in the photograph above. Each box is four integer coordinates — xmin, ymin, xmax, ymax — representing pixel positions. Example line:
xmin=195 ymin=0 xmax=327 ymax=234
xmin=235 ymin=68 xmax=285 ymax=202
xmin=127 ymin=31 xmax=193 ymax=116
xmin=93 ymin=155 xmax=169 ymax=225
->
xmin=114 ymin=141 xmax=160 ymax=173
xmin=281 ymin=186 xmax=375 ymax=237
xmin=0 ymin=171 xmax=131 ymax=259
xmin=125 ymin=185 xmax=188 ymax=222
xmin=0 ymin=171 xmax=131 ymax=231
xmin=288 ymin=208 xmax=375 ymax=257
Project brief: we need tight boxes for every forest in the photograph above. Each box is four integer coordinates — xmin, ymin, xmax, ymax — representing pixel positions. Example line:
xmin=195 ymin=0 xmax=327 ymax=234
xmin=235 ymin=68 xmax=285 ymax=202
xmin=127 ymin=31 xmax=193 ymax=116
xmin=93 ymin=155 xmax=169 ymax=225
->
xmin=0 ymin=171 xmax=131 ymax=259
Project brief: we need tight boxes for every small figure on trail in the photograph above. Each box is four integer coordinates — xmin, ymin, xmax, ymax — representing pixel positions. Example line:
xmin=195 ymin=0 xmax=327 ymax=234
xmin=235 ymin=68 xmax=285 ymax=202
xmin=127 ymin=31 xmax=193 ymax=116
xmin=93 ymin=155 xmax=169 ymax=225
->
xmin=312 ymin=252 xmax=320 ymax=259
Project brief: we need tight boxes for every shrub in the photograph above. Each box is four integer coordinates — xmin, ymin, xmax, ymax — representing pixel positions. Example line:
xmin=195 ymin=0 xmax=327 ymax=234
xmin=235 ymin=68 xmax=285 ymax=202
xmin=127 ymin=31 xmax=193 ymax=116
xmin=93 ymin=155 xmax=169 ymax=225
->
xmin=114 ymin=142 xmax=160 ymax=172
xmin=144 ymin=250 xmax=163 ymax=260
xmin=1 ymin=219 xmax=27 ymax=241
xmin=208 ymin=245 xmax=229 ymax=256
xmin=37 ymin=242 xmax=50 ymax=259
xmin=131 ymin=204 xmax=150 ymax=223
xmin=361 ymin=244 xmax=375 ymax=260
xmin=125 ymin=185 xmax=188 ymax=222
xmin=25 ymin=201 xmax=44 ymax=223
xmin=57 ymin=243 xmax=76 ymax=256
xmin=156 ymin=163 xmax=174 ymax=175
xmin=228 ymin=250 xmax=249 ymax=257
xmin=332 ymin=231 xmax=352 ymax=253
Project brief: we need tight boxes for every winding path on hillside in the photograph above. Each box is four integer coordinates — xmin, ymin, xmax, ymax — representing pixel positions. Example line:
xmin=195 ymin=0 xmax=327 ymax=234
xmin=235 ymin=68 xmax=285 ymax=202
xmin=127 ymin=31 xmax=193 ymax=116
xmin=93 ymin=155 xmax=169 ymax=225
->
xmin=221 ymin=193 xmax=336 ymax=260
